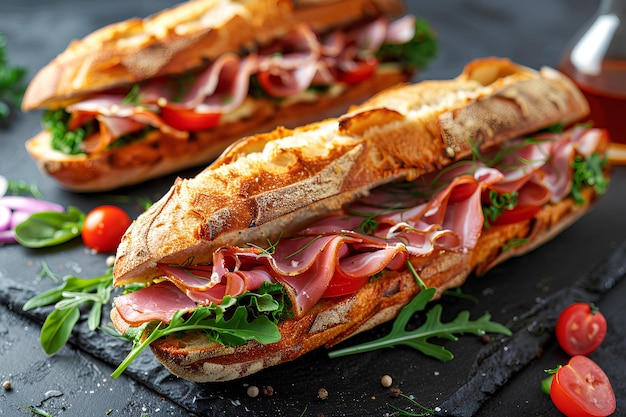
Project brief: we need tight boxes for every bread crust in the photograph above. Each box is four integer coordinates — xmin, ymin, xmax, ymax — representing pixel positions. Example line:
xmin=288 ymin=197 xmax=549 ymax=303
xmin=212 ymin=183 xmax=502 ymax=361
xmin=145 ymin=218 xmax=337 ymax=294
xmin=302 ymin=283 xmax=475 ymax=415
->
xmin=112 ymin=187 xmax=599 ymax=382
xmin=113 ymin=58 xmax=590 ymax=286
xmin=22 ymin=0 xmax=405 ymax=110
xmin=25 ymin=69 xmax=409 ymax=192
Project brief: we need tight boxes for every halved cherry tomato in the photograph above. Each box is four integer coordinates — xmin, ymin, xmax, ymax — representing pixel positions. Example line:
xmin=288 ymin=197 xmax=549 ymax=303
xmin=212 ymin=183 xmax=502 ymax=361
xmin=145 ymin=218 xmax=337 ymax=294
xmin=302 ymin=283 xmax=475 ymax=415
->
xmin=550 ymin=355 xmax=616 ymax=417
xmin=490 ymin=205 xmax=541 ymax=226
xmin=336 ymin=59 xmax=377 ymax=85
xmin=322 ymin=274 xmax=370 ymax=298
xmin=556 ymin=303 xmax=607 ymax=356
xmin=447 ymin=182 xmax=479 ymax=203
xmin=160 ymin=106 xmax=221 ymax=132
xmin=81 ymin=205 xmax=132 ymax=253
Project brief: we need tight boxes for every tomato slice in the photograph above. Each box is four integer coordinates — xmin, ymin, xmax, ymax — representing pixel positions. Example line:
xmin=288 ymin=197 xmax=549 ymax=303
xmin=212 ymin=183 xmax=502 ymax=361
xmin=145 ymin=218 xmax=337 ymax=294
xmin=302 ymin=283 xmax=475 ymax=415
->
xmin=490 ymin=205 xmax=541 ymax=226
xmin=556 ymin=303 xmax=607 ymax=356
xmin=81 ymin=205 xmax=132 ymax=253
xmin=160 ymin=106 xmax=221 ymax=132
xmin=448 ymin=182 xmax=479 ymax=203
xmin=322 ymin=274 xmax=370 ymax=298
xmin=336 ymin=59 xmax=377 ymax=85
xmin=550 ymin=355 xmax=616 ymax=417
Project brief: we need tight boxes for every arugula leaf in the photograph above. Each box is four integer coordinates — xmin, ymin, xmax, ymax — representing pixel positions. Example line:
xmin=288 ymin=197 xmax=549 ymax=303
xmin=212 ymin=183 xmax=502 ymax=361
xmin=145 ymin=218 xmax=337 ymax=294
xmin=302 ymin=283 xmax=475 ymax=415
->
xmin=23 ymin=270 xmax=114 ymax=355
xmin=328 ymin=287 xmax=511 ymax=361
xmin=111 ymin=301 xmax=282 ymax=378
xmin=14 ymin=206 xmax=85 ymax=248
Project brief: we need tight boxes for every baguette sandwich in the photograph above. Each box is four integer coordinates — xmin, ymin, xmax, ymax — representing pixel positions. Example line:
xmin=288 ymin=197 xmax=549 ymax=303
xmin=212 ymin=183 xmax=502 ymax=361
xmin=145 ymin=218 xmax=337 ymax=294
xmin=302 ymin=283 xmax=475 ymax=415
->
xmin=110 ymin=57 xmax=610 ymax=382
xmin=21 ymin=0 xmax=436 ymax=192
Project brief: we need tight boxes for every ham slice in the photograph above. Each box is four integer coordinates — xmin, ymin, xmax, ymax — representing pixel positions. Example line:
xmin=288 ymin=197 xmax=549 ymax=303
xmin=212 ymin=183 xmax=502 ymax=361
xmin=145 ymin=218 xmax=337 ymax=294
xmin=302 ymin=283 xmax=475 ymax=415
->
xmin=114 ymin=127 xmax=606 ymax=324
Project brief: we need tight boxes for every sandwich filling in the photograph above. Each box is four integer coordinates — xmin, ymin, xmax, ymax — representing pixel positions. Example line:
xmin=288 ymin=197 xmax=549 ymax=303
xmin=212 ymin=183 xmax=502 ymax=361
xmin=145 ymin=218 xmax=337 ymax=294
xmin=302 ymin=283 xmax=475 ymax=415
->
xmin=113 ymin=125 xmax=609 ymax=337
xmin=43 ymin=15 xmax=436 ymax=156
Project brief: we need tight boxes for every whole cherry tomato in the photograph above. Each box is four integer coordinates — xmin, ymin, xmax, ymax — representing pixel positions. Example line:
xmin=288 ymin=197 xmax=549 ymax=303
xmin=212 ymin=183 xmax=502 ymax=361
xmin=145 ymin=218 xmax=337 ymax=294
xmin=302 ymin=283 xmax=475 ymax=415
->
xmin=556 ymin=302 xmax=607 ymax=356
xmin=81 ymin=205 xmax=132 ymax=253
xmin=550 ymin=355 xmax=616 ymax=417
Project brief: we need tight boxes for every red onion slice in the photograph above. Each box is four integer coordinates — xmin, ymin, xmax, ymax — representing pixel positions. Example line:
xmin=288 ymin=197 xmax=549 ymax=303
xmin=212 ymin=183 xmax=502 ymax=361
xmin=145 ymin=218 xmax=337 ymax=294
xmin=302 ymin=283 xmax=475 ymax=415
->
xmin=0 ymin=196 xmax=64 ymax=214
xmin=0 ymin=205 xmax=10 ymax=231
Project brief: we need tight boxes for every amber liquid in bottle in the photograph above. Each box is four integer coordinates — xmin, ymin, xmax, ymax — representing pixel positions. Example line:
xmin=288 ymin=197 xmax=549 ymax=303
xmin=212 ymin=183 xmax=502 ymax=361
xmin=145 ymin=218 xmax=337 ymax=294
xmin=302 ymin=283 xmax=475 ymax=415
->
xmin=559 ymin=58 xmax=626 ymax=143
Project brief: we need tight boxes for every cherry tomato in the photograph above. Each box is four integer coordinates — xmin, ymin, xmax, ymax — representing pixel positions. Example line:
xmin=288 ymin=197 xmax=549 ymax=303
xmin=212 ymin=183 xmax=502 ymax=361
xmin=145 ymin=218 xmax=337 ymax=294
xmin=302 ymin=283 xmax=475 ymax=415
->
xmin=160 ymin=106 xmax=221 ymax=131
xmin=556 ymin=303 xmax=607 ymax=356
xmin=490 ymin=205 xmax=541 ymax=226
xmin=336 ymin=59 xmax=377 ymax=85
xmin=322 ymin=274 xmax=370 ymax=298
xmin=81 ymin=205 xmax=132 ymax=253
xmin=550 ymin=355 xmax=616 ymax=417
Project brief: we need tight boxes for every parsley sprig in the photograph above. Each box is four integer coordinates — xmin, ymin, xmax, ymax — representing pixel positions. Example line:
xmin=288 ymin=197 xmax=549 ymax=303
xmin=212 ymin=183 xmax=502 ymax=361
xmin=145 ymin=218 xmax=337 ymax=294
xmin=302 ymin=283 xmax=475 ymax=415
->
xmin=570 ymin=152 xmax=609 ymax=205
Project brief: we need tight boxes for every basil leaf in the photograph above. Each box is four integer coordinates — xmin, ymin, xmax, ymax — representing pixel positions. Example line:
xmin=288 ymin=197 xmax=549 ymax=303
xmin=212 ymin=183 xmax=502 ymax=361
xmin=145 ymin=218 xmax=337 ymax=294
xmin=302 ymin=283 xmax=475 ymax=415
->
xmin=14 ymin=206 xmax=85 ymax=248
xmin=40 ymin=306 xmax=80 ymax=355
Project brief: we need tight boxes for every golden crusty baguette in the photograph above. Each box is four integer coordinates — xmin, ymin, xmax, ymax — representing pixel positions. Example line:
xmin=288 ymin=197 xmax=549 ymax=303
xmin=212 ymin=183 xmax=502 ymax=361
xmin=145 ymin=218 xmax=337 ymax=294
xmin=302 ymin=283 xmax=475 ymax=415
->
xmin=21 ymin=0 xmax=422 ymax=192
xmin=112 ymin=57 xmax=589 ymax=287
xmin=109 ymin=187 xmax=602 ymax=382
xmin=23 ymin=70 xmax=409 ymax=192
xmin=22 ymin=0 xmax=404 ymax=110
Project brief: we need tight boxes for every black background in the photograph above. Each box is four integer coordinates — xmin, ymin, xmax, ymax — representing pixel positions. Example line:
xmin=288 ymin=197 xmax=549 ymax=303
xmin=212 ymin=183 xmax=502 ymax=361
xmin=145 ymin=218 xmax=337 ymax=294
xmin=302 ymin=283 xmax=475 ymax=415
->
xmin=2 ymin=1 xmax=625 ymax=416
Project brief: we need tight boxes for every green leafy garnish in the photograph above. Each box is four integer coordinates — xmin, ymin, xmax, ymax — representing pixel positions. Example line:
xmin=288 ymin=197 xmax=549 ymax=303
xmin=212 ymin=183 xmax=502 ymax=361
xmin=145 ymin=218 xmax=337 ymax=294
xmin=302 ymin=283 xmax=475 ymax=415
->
xmin=570 ymin=152 xmax=609 ymax=205
xmin=5 ymin=178 xmax=43 ymax=199
xmin=43 ymin=109 xmax=92 ymax=155
xmin=328 ymin=287 xmax=511 ymax=361
xmin=23 ymin=269 xmax=114 ymax=355
xmin=111 ymin=291 xmax=283 ymax=378
xmin=0 ymin=33 xmax=27 ymax=121
xmin=482 ymin=190 xmax=518 ymax=227
xmin=14 ymin=206 xmax=85 ymax=248
xmin=376 ymin=18 xmax=438 ymax=69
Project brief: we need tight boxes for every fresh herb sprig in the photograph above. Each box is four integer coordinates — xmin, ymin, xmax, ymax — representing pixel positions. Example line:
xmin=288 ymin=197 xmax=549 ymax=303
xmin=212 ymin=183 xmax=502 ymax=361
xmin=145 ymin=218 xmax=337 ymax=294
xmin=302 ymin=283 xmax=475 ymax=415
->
xmin=376 ymin=18 xmax=438 ymax=69
xmin=328 ymin=287 xmax=511 ymax=361
xmin=22 ymin=268 xmax=114 ymax=355
xmin=0 ymin=33 xmax=27 ymax=121
xmin=111 ymin=284 xmax=286 ymax=378
xmin=570 ymin=153 xmax=609 ymax=205
xmin=482 ymin=190 xmax=518 ymax=227
xmin=43 ymin=109 xmax=92 ymax=155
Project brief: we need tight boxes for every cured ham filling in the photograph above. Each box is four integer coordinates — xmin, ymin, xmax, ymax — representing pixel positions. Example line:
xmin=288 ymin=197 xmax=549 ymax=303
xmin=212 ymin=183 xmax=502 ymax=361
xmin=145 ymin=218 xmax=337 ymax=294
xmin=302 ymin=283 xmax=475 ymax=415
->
xmin=114 ymin=126 xmax=609 ymax=327
xmin=48 ymin=15 xmax=430 ymax=155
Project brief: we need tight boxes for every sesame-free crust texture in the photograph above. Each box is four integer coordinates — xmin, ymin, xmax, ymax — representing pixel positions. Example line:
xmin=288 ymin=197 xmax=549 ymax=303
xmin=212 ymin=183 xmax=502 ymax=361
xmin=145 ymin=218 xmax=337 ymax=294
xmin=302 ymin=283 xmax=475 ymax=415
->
xmin=22 ymin=0 xmax=411 ymax=191
xmin=110 ymin=57 xmax=599 ymax=382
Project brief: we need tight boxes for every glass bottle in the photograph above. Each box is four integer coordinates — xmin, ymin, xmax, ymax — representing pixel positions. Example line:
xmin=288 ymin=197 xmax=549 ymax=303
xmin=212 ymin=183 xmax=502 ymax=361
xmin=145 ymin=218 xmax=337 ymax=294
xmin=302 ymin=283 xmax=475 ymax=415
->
xmin=558 ymin=0 xmax=626 ymax=144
